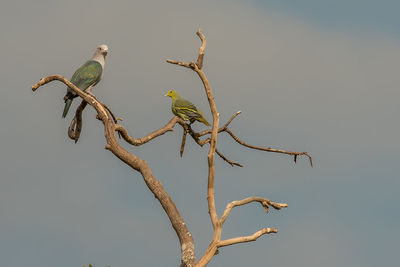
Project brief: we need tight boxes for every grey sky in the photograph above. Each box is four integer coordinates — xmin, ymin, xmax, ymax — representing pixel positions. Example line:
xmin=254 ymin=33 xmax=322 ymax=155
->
xmin=1 ymin=0 xmax=399 ymax=266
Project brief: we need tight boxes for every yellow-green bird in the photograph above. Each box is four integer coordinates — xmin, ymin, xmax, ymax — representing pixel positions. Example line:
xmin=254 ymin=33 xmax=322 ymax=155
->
xmin=165 ymin=90 xmax=210 ymax=126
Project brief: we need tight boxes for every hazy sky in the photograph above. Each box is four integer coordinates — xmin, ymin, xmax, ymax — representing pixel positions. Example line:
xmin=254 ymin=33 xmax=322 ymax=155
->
xmin=1 ymin=0 xmax=399 ymax=266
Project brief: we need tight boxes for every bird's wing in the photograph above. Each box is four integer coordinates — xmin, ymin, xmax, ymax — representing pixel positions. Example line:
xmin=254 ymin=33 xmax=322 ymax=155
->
xmin=174 ymin=98 xmax=202 ymax=119
xmin=70 ymin=60 xmax=103 ymax=92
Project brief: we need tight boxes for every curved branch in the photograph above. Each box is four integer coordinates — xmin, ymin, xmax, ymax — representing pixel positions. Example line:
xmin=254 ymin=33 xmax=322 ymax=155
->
xmin=115 ymin=117 xmax=179 ymax=146
xmin=68 ymin=100 xmax=87 ymax=143
xmin=220 ymin=197 xmax=288 ymax=225
xmin=218 ymin=227 xmax=278 ymax=248
xmin=32 ymin=75 xmax=196 ymax=267
xmin=115 ymin=112 xmax=242 ymax=168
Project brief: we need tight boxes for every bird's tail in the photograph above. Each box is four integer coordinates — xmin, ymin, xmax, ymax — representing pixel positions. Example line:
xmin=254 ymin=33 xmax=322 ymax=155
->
xmin=199 ymin=116 xmax=210 ymax=126
xmin=62 ymin=98 xmax=73 ymax=118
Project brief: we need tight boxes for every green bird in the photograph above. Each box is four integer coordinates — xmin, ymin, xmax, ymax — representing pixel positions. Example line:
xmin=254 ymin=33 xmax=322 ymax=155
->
xmin=165 ymin=90 xmax=210 ymax=126
xmin=62 ymin=44 xmax=108 ymax=118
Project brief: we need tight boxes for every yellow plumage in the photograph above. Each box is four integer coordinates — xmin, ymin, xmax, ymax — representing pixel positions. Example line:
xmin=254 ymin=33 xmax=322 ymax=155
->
xmin=165 ymin=90 xmax=210 ymax=126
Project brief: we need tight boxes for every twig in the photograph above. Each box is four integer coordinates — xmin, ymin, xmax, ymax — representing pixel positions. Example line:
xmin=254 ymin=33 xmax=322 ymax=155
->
xmin=166 ymin=59 xmax=192 ymax=69
xmin=215 ymin=149 xmax=243 ymax=167
xmin=180 ymin=128 xmax=188 ymax=157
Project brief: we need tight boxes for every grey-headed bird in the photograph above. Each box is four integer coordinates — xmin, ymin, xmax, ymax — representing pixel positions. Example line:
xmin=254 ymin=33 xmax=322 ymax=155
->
xmin=62 ymin=44 xmax=108 ymax=118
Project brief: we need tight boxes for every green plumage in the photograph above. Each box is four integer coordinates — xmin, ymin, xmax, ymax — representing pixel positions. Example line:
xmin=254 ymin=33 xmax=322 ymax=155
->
xmin=165 ymin=90 xmax=210 ymax=126
xmin=62 ymin=60 xmax=102 ymax=118
xmin=70 ymin=60 xmax=102 ymax=91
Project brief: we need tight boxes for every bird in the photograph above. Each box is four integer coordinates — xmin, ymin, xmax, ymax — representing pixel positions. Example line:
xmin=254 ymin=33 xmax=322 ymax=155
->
xmin=165 ymin=90 xmax=210 ymax=126
xmin=62 ymin=44 xmax=108 ymax=118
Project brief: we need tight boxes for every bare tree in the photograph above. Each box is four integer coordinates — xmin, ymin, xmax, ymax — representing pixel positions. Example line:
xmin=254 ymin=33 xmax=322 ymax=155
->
xmin=32 ymin=30 xmax=312 ymax=267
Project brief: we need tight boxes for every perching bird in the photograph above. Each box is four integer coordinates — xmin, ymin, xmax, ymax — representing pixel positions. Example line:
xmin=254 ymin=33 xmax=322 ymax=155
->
xmin=62 ymin=44 xmax=108 ymax=118
xmin=165 ymin=90 xmax=210 ymax=126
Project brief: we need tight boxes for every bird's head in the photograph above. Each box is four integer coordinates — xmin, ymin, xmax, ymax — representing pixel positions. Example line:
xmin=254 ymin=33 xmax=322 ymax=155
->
xmin=96 ymin=44 xmax=108 ymax=57
xmin=164 ymin=90 xmax=179 ymax=99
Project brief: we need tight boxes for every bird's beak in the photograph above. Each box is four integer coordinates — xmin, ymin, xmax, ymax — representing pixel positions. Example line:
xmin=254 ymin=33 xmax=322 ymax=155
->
xmin=103 ymin=51 xmax=108 ymax=56
xmin=164 ymin=93 xmax=168 ymax=97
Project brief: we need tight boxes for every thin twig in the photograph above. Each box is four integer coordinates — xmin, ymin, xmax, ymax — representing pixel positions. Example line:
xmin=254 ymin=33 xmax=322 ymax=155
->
xmin=215 ymin=149 xmax=243 ymax=167
xmin=180 ymin=128 xmax=188 ymax=157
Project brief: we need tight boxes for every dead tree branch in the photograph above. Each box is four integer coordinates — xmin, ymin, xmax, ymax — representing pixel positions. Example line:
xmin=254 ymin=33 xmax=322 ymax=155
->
xmin=32 ymin=75 xmax=196 ymax=267
xmin=33 ymin=29 xmax=311 ymax=267
xmin=170 ymin=29 xmax=221 ymax=231
xmin=167 ymin=29 xmax=292 ymax=267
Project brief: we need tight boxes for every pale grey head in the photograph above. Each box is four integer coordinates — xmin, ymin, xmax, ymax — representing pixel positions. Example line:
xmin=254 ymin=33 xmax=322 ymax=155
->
xmin=94 ymin=44 xmax=108 ymax=57
xmin=91 ymin=44 xmax=108 ymax=67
